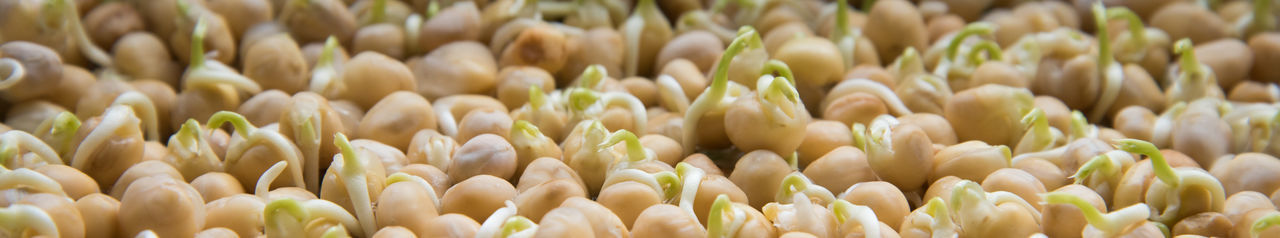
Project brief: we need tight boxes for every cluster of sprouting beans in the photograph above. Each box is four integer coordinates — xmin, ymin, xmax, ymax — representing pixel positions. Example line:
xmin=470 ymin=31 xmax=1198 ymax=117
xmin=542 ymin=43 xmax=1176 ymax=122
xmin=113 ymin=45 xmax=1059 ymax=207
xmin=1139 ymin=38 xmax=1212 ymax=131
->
xmin=2 ymin=0 xmax=1280 ymax=237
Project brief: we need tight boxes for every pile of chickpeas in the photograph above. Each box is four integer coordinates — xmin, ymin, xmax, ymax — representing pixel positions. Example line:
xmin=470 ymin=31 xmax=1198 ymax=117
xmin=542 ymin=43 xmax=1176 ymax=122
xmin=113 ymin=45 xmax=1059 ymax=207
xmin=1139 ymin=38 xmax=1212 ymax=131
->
xmin=2 ymin=0 xmax=1280 ymax=237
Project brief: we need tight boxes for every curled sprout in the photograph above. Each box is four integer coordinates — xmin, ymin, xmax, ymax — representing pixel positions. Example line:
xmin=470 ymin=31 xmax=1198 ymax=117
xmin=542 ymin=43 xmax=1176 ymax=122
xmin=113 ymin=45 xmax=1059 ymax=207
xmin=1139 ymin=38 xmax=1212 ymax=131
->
xmin=825 ymin=79 xmax=913 ymax=116
xmin=1087 ymin=2 xmax=1127 ymax=123
xmin=944 ymin=23 xmax=996 ymax=62
xmin=756 ymin=73 xmax=805 ymax=125
xmin=949 ymin=180 xmax=1043 ymax=232
xmin=934 ymin=23 xmax=995 ymax=86
xmin=763 ymin=189 xmax=826 ymax=236
xmin=1068 ymin=110 xmax=1097 ymax=141
xmin=574 ymin=64 xmax=608 ymax=90
xmin=72 ymin=106 xmax=140 ymax=173
xmin=829 ymin=199 xmax=881 ymax=238
xmin=919 ymin=197 xmax=958 ymax=238
xmin=602 ymin=169 xmax=682 ymax=203
xmin=1252 ymin=213 xmax=1280 ymax=238
xmin=44 ymin=0 xmax=113 ymax=67
xmin=308 ymin=37 xmax=344 ymax=97
xmin=0 ymin=204 xmax=61 ymax=237
xmin=208 ymin=111 xmax=306 ymax=189
xmin=1166 ymin=38 xmax=1224 ymax=106
xmin=775 ymin=172 xmax=836 ymax=206
xmin=333 ymin=133 xmax=377 ymax=236
xmin=683 ymin=26 xmax=763 ymax=155
xmin=0 ymin=58 xmax=26 ymax=90
xmin=500 ymin=216 xmax=538 ymax=238
xmin=166 ymin=119 xmax=224 ymax=178
xmin=32 ymin=112 xmax=80 ymax=159
xmin=1043 ymin=192 xmax=1152 ymax=237
xmin=265 ymin=198 xmax=312 ymax=238
xmin=478 ymin=201 xmax=520 ymax=238
xmin=111 ymin=92 xmax=161 ymax=141
xmin=0 ymin=165 xmax=67 ymax=197
xmin=1105 ymin=7 xmax=1165 ymax=63
xmin=0 ymin=130 xmax=63 ymax=168
xmin=1235 ymin=0 xmax=1276 ymax=39
xmin=566 ymin=88 xmax=647 ymax=134
xmin=320 ymin=226 xmax=349 ymax=238
xmin=600 ymin=129 xmax=656 ymax=170
xmin=257 ymin=161 xmax=289 ymax=201
xmin=1015 ymin=108 xmax=1062 ymax=155
xmin=656 ymin=75 xmax=691 ymax=113
xmin=760 ymin=60 xmax=796 ymax=86
xmin=1222 ymin=104 xmax=1278 ymax=153
xmin=707 ymin=194 xmax=748 ymax=238
xmin=675 ymin=162 xmax=707 ymax=221
xmin=385 ymin=172 xmax=442 ymax=211
xmin=965 ymin=40 xmax=1003 ymax=65
xmin=1113 ymin=139 xmax=1226 ymax=225
xmin=183 ymin=19 xmax=262 ymax=94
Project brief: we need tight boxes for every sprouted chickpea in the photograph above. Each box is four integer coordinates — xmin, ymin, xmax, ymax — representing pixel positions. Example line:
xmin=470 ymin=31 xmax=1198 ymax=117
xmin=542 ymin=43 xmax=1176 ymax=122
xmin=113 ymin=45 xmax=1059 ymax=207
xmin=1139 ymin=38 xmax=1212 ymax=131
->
xmin=725 ymin=68 xmax=811 ymax=156
xmin=72 ymin=105 xmax=145 ymax=192
xmin=117 ymin=175 xmax=207 ymax=237
xmin=1115 ymin=139 xmax=1226 ymax=226
xmin=207 ymin=111 xmax=305 ymax=192
xmin=375 ymin=172 xmax=441 ymax=235
xmin=684 ymin=27 xmax=761 ymax=154
xmin=1043 ymin=191 xmax=1164 ymax=237
xmin=762 ymin=172 xmax=838 ymax=237
xmin=948 ymin=180 xmax=1042 ymax=237
xmin=854 ymin=115 xmax=934 ymax=194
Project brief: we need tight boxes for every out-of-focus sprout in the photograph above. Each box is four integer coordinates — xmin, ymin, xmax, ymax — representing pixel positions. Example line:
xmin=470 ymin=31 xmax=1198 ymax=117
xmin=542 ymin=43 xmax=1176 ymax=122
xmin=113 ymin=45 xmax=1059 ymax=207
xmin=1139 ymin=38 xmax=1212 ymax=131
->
xmin=1165 ymin=38 xmax=1225 ymax=105
xmin=932 ymin=22 xmax=994 ymax=91
xmin=619 ymin=0 xmax=671 ymax=77
xmin=1085 ymin=3 xmax=1126 ymax=123
xmin=1106 ymin=7 xmax=1172 ymax=81
xmin=891 ymin=47 xmax=952 ymax=114
xmin=1234 ymin=0 xmax=1276 ymax=39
